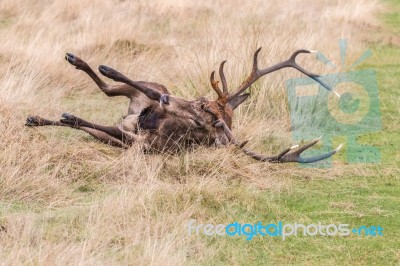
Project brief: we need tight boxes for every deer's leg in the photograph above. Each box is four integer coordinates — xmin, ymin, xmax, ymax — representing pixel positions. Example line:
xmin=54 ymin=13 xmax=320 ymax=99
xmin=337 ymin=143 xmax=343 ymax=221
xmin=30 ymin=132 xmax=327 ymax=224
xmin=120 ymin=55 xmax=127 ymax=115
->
xmin=61 ymin=113 xmax=147 ymax=145
xmin=65 ymin=53 xmax=135 ymax=98
xmin=98 ymin=65 xmax=164 ymax=102
xmin=26 ymin=115 xmax=131 ymax=148
xmin=59 ymin=113 xmax=127 ymax=140
xmin=80 ymin=127 xmax=130 ymax=148
xmin=65 ymin=53 xmax=169 ymax=115
xmin=65 ymin=53 xmax=168 ymax=98
xmin=26 ymin=116 xmax=71 ymax=127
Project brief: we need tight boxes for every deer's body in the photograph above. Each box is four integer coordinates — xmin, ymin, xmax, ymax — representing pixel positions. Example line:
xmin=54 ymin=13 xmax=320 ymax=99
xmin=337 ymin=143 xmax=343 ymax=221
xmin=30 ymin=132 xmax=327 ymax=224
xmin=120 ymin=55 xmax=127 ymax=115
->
xmin=26 ymin=49 xmax=341 ymax=163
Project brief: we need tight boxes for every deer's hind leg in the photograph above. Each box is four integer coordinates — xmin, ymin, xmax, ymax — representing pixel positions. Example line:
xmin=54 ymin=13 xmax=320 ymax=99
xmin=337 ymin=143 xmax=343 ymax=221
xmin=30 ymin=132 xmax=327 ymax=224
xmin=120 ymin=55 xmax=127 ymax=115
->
xmin=26 ymin=115 xmax=132 ymax=148
xmin=79 ymin=127 xmax=130 ymax=148
xmin=59 ymin=113 xmax=126 ymax=140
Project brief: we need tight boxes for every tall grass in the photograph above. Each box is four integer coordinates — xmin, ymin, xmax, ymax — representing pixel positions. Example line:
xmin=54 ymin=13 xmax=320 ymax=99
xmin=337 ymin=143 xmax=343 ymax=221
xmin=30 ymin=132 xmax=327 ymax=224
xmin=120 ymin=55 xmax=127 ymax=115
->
xmin=0 ymin=0 xmax=387 ymax=264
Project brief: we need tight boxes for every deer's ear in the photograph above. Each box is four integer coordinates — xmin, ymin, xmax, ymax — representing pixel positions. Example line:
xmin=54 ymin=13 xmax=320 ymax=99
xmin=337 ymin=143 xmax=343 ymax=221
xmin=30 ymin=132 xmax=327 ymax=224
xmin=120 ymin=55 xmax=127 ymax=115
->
xmin=227 ymin=93 xmax=250 ymax=109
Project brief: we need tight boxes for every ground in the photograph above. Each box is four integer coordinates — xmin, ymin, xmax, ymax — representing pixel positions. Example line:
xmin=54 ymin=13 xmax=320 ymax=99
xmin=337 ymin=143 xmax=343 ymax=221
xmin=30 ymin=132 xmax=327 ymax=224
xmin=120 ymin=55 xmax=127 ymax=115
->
xmin=0 ymin=0 xmax=399 ymax=265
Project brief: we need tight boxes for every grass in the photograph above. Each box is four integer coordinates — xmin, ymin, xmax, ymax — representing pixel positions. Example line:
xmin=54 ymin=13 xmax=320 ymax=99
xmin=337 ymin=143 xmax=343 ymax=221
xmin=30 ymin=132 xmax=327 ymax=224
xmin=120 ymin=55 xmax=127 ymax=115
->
xmin=0 ymin=0 xmax=399 ymax=265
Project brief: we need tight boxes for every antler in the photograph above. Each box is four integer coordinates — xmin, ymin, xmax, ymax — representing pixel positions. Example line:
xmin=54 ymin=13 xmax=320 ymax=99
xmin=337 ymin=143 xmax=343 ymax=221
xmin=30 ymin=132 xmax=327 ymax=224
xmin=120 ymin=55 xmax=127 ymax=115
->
xmin=210 ymin=60 xmax=229 ymax=104
xmin=206 ymin=48 xmax=342 ymax=163
xmin=228 ymin=47 xmax=338 ymax=100
xmin=210 ymin=47 xmax=338 ymax=107
xmin=239 ymin=138 xmax=343 ymax=163
xmin=213 ymin=119 xmax=342 ymax=163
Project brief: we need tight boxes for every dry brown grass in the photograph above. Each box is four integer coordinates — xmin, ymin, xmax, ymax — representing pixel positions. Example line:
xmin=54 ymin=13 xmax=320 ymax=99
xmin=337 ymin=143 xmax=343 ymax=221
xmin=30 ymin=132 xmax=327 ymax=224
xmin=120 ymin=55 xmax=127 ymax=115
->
xmin=0 ymin=0 xmax=385 ymax=264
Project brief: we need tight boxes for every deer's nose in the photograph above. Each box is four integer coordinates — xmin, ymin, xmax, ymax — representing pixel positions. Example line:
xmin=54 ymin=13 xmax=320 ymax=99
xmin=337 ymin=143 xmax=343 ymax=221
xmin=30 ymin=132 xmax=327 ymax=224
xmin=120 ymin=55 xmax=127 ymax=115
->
xmin=160 ymin=94 xmax=169 ymax=105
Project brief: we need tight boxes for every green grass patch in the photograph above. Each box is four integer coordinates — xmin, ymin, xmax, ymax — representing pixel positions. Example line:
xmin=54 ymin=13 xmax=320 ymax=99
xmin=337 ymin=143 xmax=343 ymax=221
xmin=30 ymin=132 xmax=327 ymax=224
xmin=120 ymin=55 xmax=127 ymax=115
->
xmin=193 ymin=1 xmax=400 ymax=264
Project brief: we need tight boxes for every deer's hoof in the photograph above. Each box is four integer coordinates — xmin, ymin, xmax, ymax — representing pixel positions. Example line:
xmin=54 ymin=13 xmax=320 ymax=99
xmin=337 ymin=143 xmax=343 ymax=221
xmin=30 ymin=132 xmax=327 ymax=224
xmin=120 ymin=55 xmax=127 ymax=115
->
xmin=98 ymin=65 xmax=111 ymax=75
xmin=26 ymin=116 xmax=41 ymax=126
xmin=60 ymin=113 xmax=82 ymax=126
xmin=65 ymin=53 xmax=77 ymax=65
xmin=61 ymin=112 xmax=75 ymax=120
xmin=98 ymin=65 xmax=121 ymax=81
xmin=61 ymin=112 xmax=78 ymax=123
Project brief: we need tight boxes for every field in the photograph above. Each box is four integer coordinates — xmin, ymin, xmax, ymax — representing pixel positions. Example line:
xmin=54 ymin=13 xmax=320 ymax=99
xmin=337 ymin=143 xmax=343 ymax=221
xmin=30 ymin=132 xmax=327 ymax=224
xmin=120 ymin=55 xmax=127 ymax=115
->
xmin=0 ymin=0 xmax=399 ymax=265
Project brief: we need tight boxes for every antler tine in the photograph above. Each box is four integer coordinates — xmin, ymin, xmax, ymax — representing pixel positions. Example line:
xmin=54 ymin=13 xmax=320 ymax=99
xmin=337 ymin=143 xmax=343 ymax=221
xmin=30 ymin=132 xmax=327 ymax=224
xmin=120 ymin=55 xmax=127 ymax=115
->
xmin=228 ymin=47 xmax=336 ymax=101
xmin=210 ymin=71 xmax=225 ymax=99
xmin=227 ymin=47 xmax=265 ymax=101
xmin=219 ymin=60 xmax=228 ymax=94
xmin=252 ymin=47 xmax=262 ymax=73
xmin=214 ymin=118 xmax=342 ymax=163
xmin=286 ymin=50 xmax=338 ymax=97
xmin=210 ymin=61 xmax=230 ymax=102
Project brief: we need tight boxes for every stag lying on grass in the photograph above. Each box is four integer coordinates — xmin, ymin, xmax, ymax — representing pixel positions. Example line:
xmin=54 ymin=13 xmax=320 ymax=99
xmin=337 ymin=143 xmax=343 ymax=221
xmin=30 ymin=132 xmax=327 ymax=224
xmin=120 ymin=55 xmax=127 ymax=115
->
xmin=26 ymin=48 xmax=342 ymax=163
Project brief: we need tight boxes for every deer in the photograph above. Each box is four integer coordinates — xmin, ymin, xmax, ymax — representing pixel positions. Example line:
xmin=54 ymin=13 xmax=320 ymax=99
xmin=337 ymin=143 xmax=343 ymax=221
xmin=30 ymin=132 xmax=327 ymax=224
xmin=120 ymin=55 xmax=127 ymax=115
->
xmin=26 ymin=48 xmax=342 ymax=163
